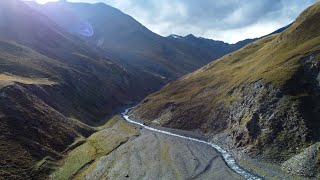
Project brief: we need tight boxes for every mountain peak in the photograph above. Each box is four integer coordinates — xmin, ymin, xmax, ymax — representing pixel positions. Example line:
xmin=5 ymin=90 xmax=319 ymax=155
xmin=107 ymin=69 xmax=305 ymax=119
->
xmin=168 ymin=34 xmax=182 ymax=39
xmin=185 ymin=34 xmax=196 ymax=38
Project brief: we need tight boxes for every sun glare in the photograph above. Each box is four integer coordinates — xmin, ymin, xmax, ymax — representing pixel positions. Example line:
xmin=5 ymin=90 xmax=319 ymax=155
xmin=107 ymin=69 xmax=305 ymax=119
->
xmin=34 ymin=0 xmax=59 ymax=4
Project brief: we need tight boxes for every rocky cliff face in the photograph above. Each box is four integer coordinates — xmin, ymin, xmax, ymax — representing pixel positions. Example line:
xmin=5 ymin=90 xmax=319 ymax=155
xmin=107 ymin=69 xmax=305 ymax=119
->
xmin=222 ymin=53 xmax=320 ymax=160
xmin=131 ymin=2 xmax=320 ymax=177
xmin=282 ymin=142 xmax=320 ymax=177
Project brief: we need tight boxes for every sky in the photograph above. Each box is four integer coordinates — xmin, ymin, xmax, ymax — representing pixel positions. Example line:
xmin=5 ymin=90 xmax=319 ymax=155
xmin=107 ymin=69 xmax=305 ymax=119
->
xmin=30 ymin=0 xmax=319 ymax=43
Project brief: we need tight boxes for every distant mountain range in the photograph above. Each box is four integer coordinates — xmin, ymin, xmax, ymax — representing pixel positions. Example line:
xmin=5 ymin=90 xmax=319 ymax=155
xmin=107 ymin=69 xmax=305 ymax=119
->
xmin=166 ymin=23 xmax=292 ymax=61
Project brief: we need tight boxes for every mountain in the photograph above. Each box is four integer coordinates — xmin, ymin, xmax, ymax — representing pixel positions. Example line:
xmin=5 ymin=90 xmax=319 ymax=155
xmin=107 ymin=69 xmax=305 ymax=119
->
xmin=24 ymin=1 xmax=291 ymax=88
xmin=167 ymin=34 xmax=235 ymax=61
xmin=27 ymin=1 xmax=216 ymax=81
xmin=132 ymin=2 xmax=320 ymax=178
xmin=0 ymin=0 xmax=164 ymax=178
xmin=27 ymin=1 xmax=290 ymax=82
xmin=166 ymin=24 xmax=291 ymax=61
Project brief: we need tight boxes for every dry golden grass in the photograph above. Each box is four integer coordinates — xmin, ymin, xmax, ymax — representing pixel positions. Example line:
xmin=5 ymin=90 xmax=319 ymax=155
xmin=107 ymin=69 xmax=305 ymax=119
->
xmin=0 ymin=74 xmax=57 ymax=85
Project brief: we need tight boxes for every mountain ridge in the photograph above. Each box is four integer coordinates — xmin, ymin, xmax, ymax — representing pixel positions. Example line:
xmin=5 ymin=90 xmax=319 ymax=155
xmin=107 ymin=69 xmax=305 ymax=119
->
xmin=166 ymin=24 xmax=292 ymax=61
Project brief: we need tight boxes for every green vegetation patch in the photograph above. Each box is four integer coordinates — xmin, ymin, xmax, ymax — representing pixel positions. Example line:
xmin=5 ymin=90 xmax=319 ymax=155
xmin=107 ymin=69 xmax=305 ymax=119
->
xmin=160 ymin=139 xmax=171 ymax=165
xmin=50 ymin=116 xmax=140 ymax=180
xmin=51 ymin=142 xmax=96 ymax=180
xmin=241 ymin=116 xmax=251 ymax=125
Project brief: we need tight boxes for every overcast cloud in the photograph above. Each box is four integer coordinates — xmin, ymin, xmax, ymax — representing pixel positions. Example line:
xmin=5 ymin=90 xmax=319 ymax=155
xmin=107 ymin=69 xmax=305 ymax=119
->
xmin=33 ymin=0 xmax=319 ymax=43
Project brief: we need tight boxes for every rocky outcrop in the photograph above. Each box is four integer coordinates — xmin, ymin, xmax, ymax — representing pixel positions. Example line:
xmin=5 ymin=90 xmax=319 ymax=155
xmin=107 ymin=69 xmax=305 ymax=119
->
xmin=222 ymin=71 xmax=316 ymax=160
xmin=282 ymin=143 xmax=320 ymax=177
xmin=225 ymin=53 xmax=320 ymax=166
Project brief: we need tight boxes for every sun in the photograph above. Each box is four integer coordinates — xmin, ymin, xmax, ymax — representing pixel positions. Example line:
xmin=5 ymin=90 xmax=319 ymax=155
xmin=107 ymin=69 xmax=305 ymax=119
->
xmin=33 ymin=0 xmax=59 ymax=4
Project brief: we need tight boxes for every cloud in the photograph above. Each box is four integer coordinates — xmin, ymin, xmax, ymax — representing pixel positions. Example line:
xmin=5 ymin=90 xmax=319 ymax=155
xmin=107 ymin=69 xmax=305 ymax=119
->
xmin=32 ymin=0 xmax=319 ymax=43
xmin=100 ymin=0 xmax=318 ymax=43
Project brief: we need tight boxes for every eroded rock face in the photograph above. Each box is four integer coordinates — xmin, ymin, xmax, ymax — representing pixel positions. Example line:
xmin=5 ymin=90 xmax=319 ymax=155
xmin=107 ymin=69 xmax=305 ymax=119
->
xmin=223 ymin=79 xmax=309 ymax=160
xmin=223 ymin=54 xmax=320 ymax=160
xmin=282 ymin=143 xmax=320 ymax=177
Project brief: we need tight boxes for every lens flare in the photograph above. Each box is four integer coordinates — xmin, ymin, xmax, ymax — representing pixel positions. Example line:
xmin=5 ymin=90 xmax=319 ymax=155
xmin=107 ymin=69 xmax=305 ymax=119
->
xmin=77 ymin=22 xmax=94 ymax=37
xmin=35 ymin=0 xmax=59 ymax=4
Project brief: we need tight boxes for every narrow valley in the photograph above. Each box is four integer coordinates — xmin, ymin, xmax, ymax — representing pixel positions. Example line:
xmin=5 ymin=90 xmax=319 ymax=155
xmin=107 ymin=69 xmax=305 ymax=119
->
xmin=1 ymin=0 xmax=319 ymax=179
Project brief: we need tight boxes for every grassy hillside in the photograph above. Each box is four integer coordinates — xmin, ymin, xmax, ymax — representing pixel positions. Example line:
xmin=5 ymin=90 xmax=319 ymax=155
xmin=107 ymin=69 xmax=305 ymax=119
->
xmin=0 ymin=0 xmax=163 ymax=179
xmin=132 ymin=2 xmax=320 ymax=171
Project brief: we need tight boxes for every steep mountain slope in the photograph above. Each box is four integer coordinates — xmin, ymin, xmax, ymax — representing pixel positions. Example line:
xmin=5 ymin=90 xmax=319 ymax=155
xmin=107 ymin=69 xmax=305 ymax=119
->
xmin=0 ymin=0 xmax=162 ymax=179
xmin=132 ymin=2 xmax=320 ymax=177
xmin=28 ymin=1 xmax=256 ymax=82
xmin=26 ymin=1 xmax=212 ymax=81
